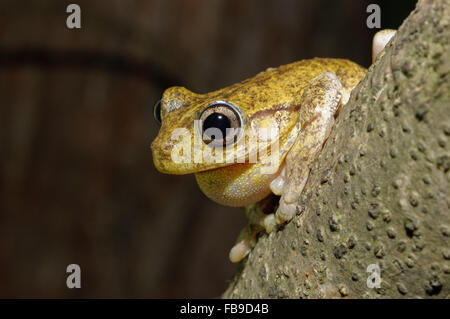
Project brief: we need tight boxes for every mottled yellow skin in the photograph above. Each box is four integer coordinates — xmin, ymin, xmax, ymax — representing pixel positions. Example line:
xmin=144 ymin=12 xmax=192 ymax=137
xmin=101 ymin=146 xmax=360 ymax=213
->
xmin=151 ymin=30 xmax=397 ymax=263
xmin=151 ymin=58 xmax=365 ymax=207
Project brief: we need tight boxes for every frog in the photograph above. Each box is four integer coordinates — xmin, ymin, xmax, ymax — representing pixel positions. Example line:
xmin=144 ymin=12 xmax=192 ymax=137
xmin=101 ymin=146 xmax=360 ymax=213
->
xmin=151 ymin=30 xmax=396 ymax=263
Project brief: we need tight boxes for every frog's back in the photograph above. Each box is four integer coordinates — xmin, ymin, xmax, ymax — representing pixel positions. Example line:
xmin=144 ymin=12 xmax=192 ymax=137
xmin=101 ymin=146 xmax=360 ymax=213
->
xmin=282 ymin=58 xmax=366 ymax=94
xmin=226 ymin=58 xmax=366 ymax=117
xmin=259 ymin=58 xmax=365 ymax=100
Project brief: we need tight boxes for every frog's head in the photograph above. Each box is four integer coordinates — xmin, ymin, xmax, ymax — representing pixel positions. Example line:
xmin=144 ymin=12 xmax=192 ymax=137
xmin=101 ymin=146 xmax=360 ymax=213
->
xmin=151 ymin=68 xmax=301 ymax=177
xmin=151 ymin=66 xmax=306 ymax=206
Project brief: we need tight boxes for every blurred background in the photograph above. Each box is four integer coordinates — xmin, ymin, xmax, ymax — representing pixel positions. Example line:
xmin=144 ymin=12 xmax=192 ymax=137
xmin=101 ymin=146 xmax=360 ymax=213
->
xmin=0 ymin=0 xmax=416 ymax=298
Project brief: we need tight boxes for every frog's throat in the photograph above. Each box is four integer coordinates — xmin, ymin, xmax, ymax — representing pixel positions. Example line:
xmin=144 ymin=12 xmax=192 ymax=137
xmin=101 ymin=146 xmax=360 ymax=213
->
xmin=194 ymin=158 xmax=285 ymax=207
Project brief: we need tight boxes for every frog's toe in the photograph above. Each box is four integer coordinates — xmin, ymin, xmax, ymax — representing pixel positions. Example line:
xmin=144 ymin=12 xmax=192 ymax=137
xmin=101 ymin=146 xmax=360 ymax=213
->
xmin=269 ymin=175 xmax=284 ymax=195
xmin=275 ymin=199 xmax=297 ymax=224
xmin=262 ymin=199 xmax=296 ymax=234
xmin=372 ymin=29 xmax=396 ymax=63
xmin=229 ymin=240 xmax=251 ymax=263
xmin=269 ymin=165 xmax=286 ymax=196
xmin=262 ymin=213 xmax=278 ymax=233
xmin=229 ymin=229 xmax=259 ymax=263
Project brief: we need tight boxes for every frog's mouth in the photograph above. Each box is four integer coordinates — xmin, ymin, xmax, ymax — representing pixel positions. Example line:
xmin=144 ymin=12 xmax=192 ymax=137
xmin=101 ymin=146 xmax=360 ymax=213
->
xmin=151 ymin=131 xmax=284 ymax=175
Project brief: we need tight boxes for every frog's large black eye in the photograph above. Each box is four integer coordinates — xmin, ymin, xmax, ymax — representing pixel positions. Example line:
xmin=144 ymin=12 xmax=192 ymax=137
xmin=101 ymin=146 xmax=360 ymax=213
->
xmin=198 ymin=102 xmax=243 ymax=146
xmin=153 ymin=100 xmax=162 ymax=125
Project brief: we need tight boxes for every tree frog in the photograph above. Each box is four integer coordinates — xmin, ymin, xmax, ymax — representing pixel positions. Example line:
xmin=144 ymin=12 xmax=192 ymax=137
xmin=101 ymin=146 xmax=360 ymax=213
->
xmin=151 ymin=30 xmax=395 ymax=263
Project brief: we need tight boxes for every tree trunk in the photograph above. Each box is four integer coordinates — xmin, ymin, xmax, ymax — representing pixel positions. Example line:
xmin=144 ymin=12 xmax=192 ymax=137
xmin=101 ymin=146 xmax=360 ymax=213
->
xmin=224 ymin=0 xmax=450 ymax=299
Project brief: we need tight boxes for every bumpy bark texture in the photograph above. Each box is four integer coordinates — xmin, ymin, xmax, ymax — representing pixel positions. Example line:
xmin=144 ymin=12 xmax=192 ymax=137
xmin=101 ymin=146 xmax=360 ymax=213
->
xmin=224 ymin=0 xmax=450 ymax=298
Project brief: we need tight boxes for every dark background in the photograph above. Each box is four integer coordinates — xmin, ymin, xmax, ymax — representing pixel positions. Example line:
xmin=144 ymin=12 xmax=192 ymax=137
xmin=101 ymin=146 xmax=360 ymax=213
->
xmin=0 ymin=0 xmax=416 ymax=298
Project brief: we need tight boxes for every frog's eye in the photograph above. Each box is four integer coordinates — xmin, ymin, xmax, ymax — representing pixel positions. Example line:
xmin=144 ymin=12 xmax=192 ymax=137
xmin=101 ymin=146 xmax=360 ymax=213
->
xmin=199 ymin=102 xmax=243 ymax=146
xmin=153 ymin=99 xmax=162 ymax=125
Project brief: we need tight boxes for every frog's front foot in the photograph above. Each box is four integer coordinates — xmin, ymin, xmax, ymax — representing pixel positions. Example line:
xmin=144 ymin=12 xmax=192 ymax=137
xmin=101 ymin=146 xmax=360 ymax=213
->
xmin=229 ymin=194 xmax=299 ymax=262
xmin=265 ymin=165 xmax=299 ymax=232
xmin=229 ymin=196 xmax=279 ymax=262
xmin=265 ymin=72 xmax=343 ymax=233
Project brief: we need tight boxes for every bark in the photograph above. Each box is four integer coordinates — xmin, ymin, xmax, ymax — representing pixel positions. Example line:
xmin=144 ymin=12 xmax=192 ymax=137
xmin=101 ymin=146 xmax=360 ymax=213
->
xmin=224 ymin=0 xmax=450 ymax=298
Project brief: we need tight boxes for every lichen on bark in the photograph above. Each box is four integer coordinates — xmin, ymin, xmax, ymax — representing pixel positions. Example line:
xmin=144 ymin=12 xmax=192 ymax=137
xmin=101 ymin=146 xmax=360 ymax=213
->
xmin=224 ymin=0 xmax=450 ymax=298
